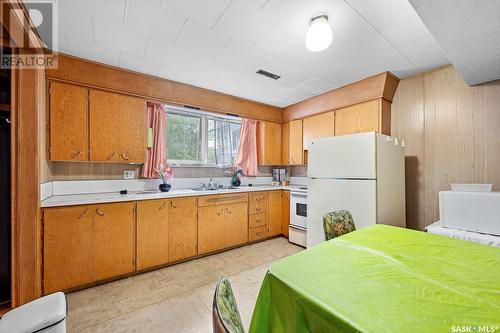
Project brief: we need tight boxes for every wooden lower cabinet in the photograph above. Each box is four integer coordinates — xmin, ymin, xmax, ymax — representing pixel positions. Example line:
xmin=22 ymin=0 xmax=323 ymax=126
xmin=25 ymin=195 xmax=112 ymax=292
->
xmin=198 ymin=206 xmax=226 ymax=255
xmin=282 ymin=191 xmax=290 ymax=237
xmin=268 ymin=191 xmax=282 ymax=236
xmin=43 ymin=205 xmax=93 ymax=294
xmin=168 ymin=197 xmax=198 ymax=262
xmin=92 ymin=202 xmax=135 ymax=281
xmin=136 ymin=200 xmax=169 ymax=271
xmin=198 ymin=202 xmax=248 ymax=255
xmin=224 ymin=203 xmax=248 ymax=248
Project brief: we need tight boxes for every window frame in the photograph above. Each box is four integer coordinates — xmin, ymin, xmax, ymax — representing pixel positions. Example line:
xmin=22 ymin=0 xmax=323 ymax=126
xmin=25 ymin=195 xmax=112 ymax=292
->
xmin=165 ymin=105 xmax=241 ymax=166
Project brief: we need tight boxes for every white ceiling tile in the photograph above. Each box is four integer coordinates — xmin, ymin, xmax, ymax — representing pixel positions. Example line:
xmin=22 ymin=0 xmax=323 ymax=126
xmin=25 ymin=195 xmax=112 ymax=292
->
xmin=125 ymin=0 xmax=185 ymax=44
xmin=119 ymin=51 xmax=163 ymax=76
xmin=58 ymin=0 xmax=126 ymax=24
xmin=175 ymin=20 xmax=230 ymax=56
xmin=212 ymin=0 xmax=279 ymax=45
xmin=144 ymin=38 xmax=192 ymax=67
xmin=409 ymin=0 xmax=500 ymax=85
xmin=57 ymin=0 xmax=450 ymax=107
xmin=345 ymin=0 xmax=449 ymax=73
xmin=93 ymin=19 xmax=149 ymax=57
xmin=161 ymin=0 xmax=232 ymax=27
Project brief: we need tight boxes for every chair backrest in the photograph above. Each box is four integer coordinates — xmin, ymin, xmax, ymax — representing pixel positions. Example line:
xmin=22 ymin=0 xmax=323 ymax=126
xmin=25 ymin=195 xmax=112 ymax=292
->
xmin=323 ymin=210 xmax=356 ymax=241
xmin=213 ymin=276 xmax=245 ymax=333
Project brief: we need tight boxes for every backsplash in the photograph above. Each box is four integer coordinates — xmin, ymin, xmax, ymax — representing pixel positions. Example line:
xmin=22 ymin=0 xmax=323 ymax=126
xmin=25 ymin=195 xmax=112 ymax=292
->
xmin=45 ymin=161 xmax=275 ymax=181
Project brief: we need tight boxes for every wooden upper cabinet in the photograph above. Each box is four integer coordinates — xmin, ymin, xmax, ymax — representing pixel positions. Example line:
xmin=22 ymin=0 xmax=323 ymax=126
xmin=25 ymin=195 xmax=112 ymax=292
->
xmin=48 ymin=81 xmax=88 ymax=161
xmin=89 ymin=89 xmax=146 ymax=163
xmin=224 ymin=203 xmax=248 ymax=247
xmin=268 ymin=191 xmax=282 ymax=236
xmin=43 ymin=205 xmax=93 ymax=293
xmin=303 ymin=111 xmax=335 ymax=150
xmin=281 ymin=122 xmax=290 ymax=165
xmin=335 ymin=99 xmax=389 ymax=136
xmin=168 ymin=197 xmax=198 ymax=262
xmin=289 ymin=120 xmax=303 ymax=165
xmin=257 ymin=121 xmax=282 ymax=165
xmin=136 ymin=200 xmax=169 ymax=271
xmin=92 ymin=202 xmax=135 ymax=281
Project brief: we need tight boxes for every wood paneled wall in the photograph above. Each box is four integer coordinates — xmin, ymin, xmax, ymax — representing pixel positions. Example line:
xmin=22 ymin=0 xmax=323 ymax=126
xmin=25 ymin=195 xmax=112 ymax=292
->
xmin=391 ymin=65 xmax=500 ymax=230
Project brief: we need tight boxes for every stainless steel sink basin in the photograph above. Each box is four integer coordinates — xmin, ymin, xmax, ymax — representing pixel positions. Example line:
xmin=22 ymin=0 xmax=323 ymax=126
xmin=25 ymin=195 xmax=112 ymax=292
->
xmin=191 ymin=188 xmax=218 ymax=192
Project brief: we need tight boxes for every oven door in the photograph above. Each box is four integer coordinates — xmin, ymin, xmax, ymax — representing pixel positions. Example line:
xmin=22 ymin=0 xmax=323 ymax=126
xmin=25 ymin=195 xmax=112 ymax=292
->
xmin=290 ymin=192 xmax=307 ymax=230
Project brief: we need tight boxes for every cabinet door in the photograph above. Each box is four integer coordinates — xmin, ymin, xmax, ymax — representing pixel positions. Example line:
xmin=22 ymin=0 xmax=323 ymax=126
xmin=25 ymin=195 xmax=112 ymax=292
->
xmin=168 ymin=197 xmax=198 ymax=262
xmin=224 ymin=203 xmax=248 ymax=247
xmin=289 ymin=120 xmax=303 ymax=165
xmin=281 ymin=191 xmax=290 ymax=237
xmin=49 ymin=82 xmax=88 ymax=161
xmin=198 ymin=206 xmax=226 ymax=255
xmin=92 ymin=202 xmax=135 ymax=281
xmin=258 ymin=121 xmax=282 ymax=165
xmin=335 ymin=100 xmax=380 ymax=136
xmin=136 ymin=200 xmax=169 ymax=270
xmin=89 ymin=90 xmax=146 ymax=163
xmin=43 ymin=206 xmax=93 ymax=293
xmin=303 ymin=112 xmax=335 ymax=150
xmin=281 ymin=122 xmax=290 ymax=165
xmin=120 ymin=97 xmax=147 ymax=163
xmin=268 ymin=191 xmax=282 ymax=236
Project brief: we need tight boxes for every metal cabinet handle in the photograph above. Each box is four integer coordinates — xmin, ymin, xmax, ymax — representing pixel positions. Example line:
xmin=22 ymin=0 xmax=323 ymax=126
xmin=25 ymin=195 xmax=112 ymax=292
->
xmin=95 ymin=208 xmax=104 ymax=216
xmin=226 ymin=208 xmax=232 ymax=214
xmin=72 ymin=151 xmax=82 ymax=159
xmin=256 ymin=219 xmax=262 ymax=223
xmin=79 ymin=209 xmax=88 ymax=219
xmin=256 ymin=197 xmax=261 ymax=201
xmin=159 ymin=202 xmax=166 ymax=210
xmin=121 ymin=153 xmax=129 ymax=161
xmin=107 ymin=152 xmax=116 ymax=160
xmin=256 ymin=232 xmax=263 ymax=236
xmin=170 ymin=202 xmax=177 ymax=208
xmin=256 ymin=207 xmax=262 ymax=212
xmin=217 ymin=208 xmax=224 ymax=216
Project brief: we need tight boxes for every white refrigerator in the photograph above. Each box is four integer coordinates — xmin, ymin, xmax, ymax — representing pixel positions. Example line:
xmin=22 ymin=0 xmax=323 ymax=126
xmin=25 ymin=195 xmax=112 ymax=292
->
xmin=307 ymin=132 xmax=406 ymax=247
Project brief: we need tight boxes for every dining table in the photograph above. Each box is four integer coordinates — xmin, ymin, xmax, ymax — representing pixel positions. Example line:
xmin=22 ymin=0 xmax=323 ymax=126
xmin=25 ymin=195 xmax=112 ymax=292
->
xmin=248 ymin=225 xmax=500 ymax=333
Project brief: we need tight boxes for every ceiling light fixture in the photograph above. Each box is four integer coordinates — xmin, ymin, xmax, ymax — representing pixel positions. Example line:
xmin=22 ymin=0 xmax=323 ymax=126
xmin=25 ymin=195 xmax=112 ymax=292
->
xmin=305 ymin=14 xmax=333 ymax=52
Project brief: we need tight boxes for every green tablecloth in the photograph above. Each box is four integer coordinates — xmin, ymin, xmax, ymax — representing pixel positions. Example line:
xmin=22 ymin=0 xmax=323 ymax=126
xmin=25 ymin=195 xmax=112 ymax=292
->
xmin=249 ymin=225 xmax=500 ymax=333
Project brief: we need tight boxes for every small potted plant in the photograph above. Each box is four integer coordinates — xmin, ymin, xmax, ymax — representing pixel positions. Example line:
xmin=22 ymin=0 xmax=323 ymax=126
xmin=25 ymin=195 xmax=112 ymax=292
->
xmin=227 ymin=165 xmax=244 ymax=187
xmin=156 ymin=164 xmax=174 ymax=192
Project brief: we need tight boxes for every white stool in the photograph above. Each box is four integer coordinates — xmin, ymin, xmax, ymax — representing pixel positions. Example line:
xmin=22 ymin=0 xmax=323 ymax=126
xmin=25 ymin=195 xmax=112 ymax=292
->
xmin=0 ymin=292 xmax=67 ymax=333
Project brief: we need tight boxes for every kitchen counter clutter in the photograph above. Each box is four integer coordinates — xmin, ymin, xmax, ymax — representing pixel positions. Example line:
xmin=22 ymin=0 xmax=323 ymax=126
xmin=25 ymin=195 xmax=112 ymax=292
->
xmin=40 ymin=177 xmax=305 ymax=294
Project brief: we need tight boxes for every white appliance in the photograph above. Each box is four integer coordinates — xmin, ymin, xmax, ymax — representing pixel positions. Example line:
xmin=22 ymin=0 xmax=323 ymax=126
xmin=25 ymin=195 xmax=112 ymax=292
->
xmin=289 ymin=188 xmax=308 ymax=247
xmin=439 ymin=191 xmax=500 ymax=236
xmin=307 ymin=132 xmax=406 ymax=247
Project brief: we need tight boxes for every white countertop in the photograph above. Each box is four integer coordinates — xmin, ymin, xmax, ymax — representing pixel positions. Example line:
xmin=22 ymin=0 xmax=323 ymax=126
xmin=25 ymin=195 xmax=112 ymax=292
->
xmin=41 ymin=185 xmax=306 ymax=208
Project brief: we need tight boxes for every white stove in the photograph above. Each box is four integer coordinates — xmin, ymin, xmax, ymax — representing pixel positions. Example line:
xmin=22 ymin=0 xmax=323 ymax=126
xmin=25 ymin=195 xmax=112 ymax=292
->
xmin=289 ymin=187 xmax=308 ymax=247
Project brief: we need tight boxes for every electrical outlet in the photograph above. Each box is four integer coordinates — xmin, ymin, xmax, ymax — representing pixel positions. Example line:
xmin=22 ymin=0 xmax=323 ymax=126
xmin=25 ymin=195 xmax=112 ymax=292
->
xmin=124 ymin=170 xmax=135 ymax=179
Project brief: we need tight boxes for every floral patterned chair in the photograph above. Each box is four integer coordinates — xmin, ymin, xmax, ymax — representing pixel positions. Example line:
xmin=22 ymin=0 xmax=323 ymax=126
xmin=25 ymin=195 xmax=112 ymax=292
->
xmin=213 ymin=276 xmax=245 ymax=333
xmin=323 ymin=210 xmax=356 ymax=241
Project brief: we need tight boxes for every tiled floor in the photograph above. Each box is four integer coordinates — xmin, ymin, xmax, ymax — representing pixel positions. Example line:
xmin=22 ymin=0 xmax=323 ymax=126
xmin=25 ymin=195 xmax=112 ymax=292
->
xmin=67 ymin=238 xmax=303 ymax=332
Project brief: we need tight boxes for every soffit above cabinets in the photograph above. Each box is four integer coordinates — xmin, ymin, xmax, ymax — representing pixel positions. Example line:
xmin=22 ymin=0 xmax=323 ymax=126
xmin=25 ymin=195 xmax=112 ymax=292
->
xmin=55 ymin=0 xmax=449 ymax=107
xmin=409 ymin=0 xmax=500 ymax=86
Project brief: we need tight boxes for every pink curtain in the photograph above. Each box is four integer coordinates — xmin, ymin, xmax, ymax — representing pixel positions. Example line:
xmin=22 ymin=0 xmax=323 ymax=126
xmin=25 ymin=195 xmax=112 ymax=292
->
xmin=234 ymin=119 xmax=258 ymax=176
xmin=141 ymin=102 xmax=167 ymax=178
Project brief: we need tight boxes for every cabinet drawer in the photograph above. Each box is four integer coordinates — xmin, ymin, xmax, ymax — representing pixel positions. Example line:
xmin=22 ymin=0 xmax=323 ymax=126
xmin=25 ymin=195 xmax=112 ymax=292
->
xmin=198 ymin=193 xmax=248 ymax=207
xmin=249 ymin=192 xmax=269 ymax=204
xmin=249 ymin=226 xmax=268 ymax=242
xmin=249 ymin=202 xmax=267 ymax=215
xmin=249 ymin=213 xmax=267 ymax=228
